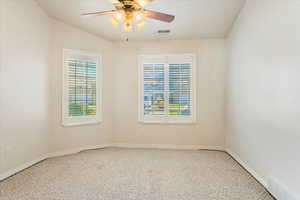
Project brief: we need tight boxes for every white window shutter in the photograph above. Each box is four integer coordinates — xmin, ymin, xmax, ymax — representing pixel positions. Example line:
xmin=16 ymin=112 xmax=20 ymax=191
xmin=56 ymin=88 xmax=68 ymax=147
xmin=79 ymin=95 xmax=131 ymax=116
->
xmin=143 ymin=63 xmax=165 ymax=116
xmin=139 ymin=54 xmax=196 ymax=123
xmin=168 ymin=63 xmax=192 ymax=116
xmin=63 ymin=49 xmax=102 ymax=126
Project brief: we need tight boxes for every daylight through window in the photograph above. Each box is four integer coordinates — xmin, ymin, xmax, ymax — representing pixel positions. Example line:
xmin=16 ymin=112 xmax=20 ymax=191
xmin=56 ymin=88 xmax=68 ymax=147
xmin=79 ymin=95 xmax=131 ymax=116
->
xmin=140 ymin=55 xmax=196 ymax=123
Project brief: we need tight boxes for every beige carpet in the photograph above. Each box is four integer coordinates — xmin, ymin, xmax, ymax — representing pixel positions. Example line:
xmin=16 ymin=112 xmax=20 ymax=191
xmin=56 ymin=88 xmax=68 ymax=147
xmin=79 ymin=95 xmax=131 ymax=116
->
xmin=0 ymin=148 xmax=274 ymax=200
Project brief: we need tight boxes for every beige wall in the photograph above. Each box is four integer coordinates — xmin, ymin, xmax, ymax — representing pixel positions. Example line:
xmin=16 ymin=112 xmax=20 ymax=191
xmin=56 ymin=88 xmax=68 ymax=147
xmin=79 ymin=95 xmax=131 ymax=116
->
xmin=48 ymin=25 xmax=227 ymax=151
xmin=0 ymin=0 xmax=50 ymax=174
xmin=49 ymin=20 xmax=114 ymax=152
xmin=112 ymin=39 xmax=227 ymax=146
xmin=226 ymin=0 xmax=300 ymax=199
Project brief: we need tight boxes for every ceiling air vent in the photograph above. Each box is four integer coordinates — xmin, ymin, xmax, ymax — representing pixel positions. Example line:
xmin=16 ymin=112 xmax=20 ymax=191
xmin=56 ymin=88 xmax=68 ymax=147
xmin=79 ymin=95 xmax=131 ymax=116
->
xmin=158 ymin=30 xmax=171 ymax=34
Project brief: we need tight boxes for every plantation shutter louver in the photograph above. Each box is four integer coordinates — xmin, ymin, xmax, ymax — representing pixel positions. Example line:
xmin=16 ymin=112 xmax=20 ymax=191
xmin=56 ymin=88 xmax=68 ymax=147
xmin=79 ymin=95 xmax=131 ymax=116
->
xmin=168 ymin=63 xmax=192 ymax=116
xmin=67 ymin=60 xmax=97 ymax=117
xmin=143 ymin=63 xmax=165 ymax=116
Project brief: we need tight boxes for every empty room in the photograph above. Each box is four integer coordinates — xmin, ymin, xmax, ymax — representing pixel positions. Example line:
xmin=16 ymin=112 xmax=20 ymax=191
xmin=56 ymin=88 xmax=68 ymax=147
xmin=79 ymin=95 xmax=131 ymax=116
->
xmin=0 ymin=0 xmax=299 ymax=199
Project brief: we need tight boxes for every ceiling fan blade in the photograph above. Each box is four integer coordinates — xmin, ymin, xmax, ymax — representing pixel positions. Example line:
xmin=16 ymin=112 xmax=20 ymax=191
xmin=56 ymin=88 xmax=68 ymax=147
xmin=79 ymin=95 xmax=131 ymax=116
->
xmin=81 ymin=10 xmax=117 ymax=16
xmin=144 ymin=10 xmax=175 ymax=23
xmin=135 ymin=0 xmax=155 ymax=7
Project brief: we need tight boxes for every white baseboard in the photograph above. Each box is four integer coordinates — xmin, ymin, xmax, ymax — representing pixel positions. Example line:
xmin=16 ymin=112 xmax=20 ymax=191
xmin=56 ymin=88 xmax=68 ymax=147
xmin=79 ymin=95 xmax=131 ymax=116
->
xmin=113 ymin=143 xmax=225 ymax=151
xmin=0 ymin=144 xmax=111 ymax=181
xmin=47 ymin=144 xmax=112 ymax=158
xmin=0 ymin=154 xmax=47 ymax=181
xmin=225 ymin=148 xmax=300 ymax=200
xmin=225 ymin=148 xmax=268 ymax=188
xmin=268 ymin=176 xmax=298 ymax=200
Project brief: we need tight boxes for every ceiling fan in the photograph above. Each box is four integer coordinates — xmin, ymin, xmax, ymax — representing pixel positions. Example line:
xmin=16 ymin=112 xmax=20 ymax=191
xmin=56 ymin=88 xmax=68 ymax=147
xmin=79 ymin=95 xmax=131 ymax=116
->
xmin=81 ymin=0 xmax=175 ymax=32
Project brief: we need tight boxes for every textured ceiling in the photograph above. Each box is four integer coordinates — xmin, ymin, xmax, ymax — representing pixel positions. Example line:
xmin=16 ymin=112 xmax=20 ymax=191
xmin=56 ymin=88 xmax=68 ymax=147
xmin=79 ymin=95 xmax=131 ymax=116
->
xmin=36 ymin=0 xmax=245 ymax=41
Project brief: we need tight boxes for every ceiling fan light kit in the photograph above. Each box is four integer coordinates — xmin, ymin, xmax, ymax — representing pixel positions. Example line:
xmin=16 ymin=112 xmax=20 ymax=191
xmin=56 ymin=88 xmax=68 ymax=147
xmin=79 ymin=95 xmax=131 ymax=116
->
xmin=82 ymin=0 xmax=175 ymax=32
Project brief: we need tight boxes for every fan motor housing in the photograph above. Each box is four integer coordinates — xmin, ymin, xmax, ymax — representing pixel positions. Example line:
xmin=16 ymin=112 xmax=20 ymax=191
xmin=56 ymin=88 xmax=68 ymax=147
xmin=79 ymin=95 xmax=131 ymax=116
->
xmin=119 ymin=0 xmax=141 ymax=10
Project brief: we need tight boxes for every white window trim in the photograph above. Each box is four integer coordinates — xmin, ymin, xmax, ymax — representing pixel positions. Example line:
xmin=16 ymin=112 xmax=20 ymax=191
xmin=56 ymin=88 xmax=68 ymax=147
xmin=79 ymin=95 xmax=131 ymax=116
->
xmin=138 ymin=54 xmax=197 ymax=124
xmin=62 ymin=49 xmax=103 ymax=127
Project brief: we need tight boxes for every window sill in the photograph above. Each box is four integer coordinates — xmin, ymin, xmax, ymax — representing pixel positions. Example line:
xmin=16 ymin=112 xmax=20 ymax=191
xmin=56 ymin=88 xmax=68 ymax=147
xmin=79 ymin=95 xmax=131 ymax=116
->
xmin=138 ymin=120 xmax=197 ymax=125
xmin=62 ymin=120 xmax=102 ymax=127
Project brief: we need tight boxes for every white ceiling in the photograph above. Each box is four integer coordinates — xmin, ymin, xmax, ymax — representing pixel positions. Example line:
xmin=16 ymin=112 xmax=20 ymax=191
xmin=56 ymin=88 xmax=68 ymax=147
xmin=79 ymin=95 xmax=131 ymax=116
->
xmin=36 ymin=0 xmax=245 ymax=41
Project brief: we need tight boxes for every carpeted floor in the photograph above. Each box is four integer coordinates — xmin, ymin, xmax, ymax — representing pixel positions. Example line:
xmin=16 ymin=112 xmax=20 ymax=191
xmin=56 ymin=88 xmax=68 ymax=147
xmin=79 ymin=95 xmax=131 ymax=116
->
xmin=0 ymin=148 xmax=274 ymax=200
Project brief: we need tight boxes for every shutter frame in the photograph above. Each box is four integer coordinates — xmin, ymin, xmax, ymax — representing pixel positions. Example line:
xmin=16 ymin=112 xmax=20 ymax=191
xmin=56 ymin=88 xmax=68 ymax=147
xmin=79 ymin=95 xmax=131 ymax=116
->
xmin=62 ymin=49 xmax=103 ymax=126
xmin=139 ymin=54 xmax=197 ymax=124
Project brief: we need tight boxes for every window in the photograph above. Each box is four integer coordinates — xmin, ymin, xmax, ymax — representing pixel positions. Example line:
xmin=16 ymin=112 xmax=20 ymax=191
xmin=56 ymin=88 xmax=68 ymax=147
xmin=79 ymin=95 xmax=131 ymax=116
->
xmin=62 ymin=49 xmax=102 ymax=126
xmin=139 ymin=54 xmax=196 ymax=123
